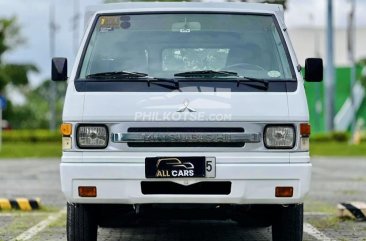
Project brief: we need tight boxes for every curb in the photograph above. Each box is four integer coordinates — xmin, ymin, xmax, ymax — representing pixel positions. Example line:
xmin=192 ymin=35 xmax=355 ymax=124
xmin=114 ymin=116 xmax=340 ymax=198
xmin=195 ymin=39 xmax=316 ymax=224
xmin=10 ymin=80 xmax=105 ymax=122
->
xmin=0 ymin=198 xmax=41 ymax=211
xmin=337 ymin=201 xmax=366 ymax=221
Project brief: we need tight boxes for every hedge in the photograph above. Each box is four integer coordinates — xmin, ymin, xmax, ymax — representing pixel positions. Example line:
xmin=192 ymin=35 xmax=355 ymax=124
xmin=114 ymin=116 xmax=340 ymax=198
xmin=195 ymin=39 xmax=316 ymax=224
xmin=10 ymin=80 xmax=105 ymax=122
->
xmin=2 ymin=130 xmax=61 ymax=143
xmin=311 ymin=131 xmax=366 ymax=143
xmin=310 ymin=132 xmax=350 ymax=143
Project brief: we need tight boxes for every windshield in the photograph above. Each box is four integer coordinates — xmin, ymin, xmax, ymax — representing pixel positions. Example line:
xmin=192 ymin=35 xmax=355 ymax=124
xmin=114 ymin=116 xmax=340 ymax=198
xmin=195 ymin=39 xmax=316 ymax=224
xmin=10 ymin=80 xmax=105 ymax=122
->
xmin=79 ymin=13 xmax=295 ymax=80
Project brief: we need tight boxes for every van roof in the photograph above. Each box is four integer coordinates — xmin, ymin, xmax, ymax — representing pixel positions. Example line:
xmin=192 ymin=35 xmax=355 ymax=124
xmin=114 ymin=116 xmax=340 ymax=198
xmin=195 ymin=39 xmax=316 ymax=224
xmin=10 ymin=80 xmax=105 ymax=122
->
xmin=85 ymin=2 xmax=284 ymax=29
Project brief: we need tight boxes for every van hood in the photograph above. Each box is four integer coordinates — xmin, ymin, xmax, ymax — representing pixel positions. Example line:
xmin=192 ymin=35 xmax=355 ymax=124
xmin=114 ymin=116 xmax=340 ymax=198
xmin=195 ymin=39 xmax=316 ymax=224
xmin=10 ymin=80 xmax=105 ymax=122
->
xmin=70 ymin=91 xmax=294 ymax=122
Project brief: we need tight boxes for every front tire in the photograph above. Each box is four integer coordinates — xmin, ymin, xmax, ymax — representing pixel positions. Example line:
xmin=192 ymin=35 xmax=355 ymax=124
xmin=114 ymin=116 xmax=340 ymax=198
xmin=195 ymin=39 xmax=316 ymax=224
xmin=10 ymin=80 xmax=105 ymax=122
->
xmin=67 ymin=203 xmax=97 ymax=241
xmin=272 ymin=204 xmax=303 ymax=241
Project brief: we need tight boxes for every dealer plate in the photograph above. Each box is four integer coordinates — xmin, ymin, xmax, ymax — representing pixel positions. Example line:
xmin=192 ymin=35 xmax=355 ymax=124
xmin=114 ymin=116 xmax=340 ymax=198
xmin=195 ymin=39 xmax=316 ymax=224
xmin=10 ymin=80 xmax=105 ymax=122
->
xmin=145 ymin=156 xmax=216 ymax=178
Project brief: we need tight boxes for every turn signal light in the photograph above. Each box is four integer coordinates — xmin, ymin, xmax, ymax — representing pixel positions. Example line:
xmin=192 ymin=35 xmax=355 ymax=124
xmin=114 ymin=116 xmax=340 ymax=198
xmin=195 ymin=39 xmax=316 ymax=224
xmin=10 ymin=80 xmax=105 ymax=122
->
xmin=61 ymin=123 xmax=72 ymax=136
xmin=78 ymin=186 xmax=97 ymax=197
xmin=300 ymin=123 xmax=311 ymax=137
xmin=275 ymin=186 xmax=293 ymax=198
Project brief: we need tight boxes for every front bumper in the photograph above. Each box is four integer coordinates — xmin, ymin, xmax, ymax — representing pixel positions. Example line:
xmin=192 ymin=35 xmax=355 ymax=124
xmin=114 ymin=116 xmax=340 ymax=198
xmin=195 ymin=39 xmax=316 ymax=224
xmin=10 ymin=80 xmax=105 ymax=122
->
xmin=60 ymin=152 xmax=311 ymax=205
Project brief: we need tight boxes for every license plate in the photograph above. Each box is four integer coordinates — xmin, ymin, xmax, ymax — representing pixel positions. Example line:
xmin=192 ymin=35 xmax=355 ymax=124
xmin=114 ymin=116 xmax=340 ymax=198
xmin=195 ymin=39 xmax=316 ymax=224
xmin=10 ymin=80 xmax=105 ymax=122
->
xmin=145 ymin=156 xmax=216 ymax=178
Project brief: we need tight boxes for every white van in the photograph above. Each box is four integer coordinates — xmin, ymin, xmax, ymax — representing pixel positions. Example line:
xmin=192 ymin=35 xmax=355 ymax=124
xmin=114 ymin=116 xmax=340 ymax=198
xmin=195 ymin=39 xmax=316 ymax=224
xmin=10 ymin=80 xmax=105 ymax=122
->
xmin=52 ymin=2 xmax=323 ymax=241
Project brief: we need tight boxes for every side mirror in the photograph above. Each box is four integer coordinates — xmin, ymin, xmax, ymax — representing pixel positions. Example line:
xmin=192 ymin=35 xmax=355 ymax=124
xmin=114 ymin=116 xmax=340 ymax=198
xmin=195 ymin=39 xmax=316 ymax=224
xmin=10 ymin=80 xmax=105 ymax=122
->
xmin=304 ymin=58 xmax=323 ymax=82
xmin=52 ymin=57 xmax=67 ymax=81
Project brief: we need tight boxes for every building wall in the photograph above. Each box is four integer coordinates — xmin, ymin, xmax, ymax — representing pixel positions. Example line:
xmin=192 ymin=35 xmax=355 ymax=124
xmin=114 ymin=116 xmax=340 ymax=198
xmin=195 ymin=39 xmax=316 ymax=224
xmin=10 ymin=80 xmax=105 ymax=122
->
xmin=288 ymin=27 xmax=366 ymax=66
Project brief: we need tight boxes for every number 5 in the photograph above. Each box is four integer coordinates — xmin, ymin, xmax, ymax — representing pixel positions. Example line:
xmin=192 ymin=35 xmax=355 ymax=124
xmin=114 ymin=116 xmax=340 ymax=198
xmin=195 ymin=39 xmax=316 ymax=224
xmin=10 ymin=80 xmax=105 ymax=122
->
xmin=206 ymin=160 xmax=213 ymax=172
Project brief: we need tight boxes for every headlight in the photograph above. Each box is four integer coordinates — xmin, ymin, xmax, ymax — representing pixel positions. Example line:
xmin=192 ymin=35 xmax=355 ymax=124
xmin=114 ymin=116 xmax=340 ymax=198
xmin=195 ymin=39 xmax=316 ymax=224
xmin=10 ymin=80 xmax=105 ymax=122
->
xmin=264 ymin=125 xmax=295 ymax=149
xmin=77 ymin=125 xmax=108 ymax=148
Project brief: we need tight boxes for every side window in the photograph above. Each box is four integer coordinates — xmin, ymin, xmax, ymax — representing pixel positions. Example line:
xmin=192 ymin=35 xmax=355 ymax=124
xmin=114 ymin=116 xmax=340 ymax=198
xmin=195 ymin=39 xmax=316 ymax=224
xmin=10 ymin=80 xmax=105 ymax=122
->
xmin=271 ymin=23 xmax=293 ymax=79
xmin=79 ymin=31 xmax=97 ymax=78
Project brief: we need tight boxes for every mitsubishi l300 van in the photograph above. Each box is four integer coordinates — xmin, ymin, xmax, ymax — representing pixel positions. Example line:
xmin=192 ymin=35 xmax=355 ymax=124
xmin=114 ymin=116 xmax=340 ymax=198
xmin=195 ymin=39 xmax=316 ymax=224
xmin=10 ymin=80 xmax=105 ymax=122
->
xmin=52 ymin=2 xmax=323 ymax=241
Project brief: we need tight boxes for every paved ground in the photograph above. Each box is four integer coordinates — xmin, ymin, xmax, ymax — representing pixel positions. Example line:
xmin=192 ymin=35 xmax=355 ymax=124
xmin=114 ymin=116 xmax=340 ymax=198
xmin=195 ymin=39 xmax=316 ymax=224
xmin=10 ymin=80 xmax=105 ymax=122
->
xmin=0 ymin=159 xmax=65 ymax=208
xmin=0 ymin=158 xmax=366 ymax=241
xmin=308 ymin=158 xmax=366 ymax=206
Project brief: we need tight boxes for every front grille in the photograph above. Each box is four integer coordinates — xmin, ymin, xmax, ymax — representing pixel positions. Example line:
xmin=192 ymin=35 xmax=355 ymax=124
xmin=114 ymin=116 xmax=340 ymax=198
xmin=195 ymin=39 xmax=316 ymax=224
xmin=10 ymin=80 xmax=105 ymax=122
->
xmin=128 ymin=127 xmax=244 ymax=132
xmin=141 ymin=181 xmax=231 ymax=195
xmin=127 ymin=127 xmax=245 ymax=147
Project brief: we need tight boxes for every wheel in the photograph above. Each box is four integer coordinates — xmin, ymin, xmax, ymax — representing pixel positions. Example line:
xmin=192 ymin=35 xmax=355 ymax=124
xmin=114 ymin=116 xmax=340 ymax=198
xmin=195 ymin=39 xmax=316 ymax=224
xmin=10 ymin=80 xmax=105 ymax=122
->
xmin=67 ymin=202 xmax=97 ymax=241
xmin=272 ymin=204 xmax=303 ymax=241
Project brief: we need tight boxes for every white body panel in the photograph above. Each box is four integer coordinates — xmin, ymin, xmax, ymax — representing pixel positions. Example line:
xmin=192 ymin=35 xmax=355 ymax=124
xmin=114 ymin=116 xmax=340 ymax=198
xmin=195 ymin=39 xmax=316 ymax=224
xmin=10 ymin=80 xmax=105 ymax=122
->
xmin=81 ymin=92 xmax=290 ymax=122
xmin=61 ymin=2 xmax=311 ymax=206
xmin=61 ymin=161 xmax=311 ymax=204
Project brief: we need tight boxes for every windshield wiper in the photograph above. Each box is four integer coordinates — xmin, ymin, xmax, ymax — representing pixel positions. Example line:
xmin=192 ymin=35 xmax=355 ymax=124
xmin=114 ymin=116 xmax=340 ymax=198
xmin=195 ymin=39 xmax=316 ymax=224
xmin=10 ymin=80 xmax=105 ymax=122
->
xmin=86 ymin=71 xmax=148 ymax=79
xmin=146 ymin=77 xmax=180 ymax=90
xmin=85 ymin=71 xmax=267 ymax=90
xmin=236 ymin=76 xmax=269 ymax=90
xmin=85 ymin=71 xmax=179 ymax=90
xmin=174 ymin=70 xmax=238 ymax=78
xmin=174 ymin=70 xmax=268 ymax=90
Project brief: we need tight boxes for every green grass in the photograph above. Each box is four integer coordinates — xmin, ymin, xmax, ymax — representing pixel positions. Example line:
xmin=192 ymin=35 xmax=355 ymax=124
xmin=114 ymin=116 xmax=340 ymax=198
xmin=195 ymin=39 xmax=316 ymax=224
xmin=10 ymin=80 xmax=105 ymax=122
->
xmin=0 ymin=213 xmax=48 ymax=239
xmin=304 ymin=198 xmax=337 ymax=214
xmin=0 ymin=142 xmax=61 ymax=158
xmin=0 ymin=208 xmax=64 ymax=241
xmin=352 ymin=176 xmax=366 ymax=182
xmin=48 ymin=212 xmax=66 ymax=228
xmin=308 ymin=216 xmax=341 ymax=230
xmin=0 ymin=206 xmax=59 ymax=214
xmin=310 ymin=142 xmax=366 ymax=156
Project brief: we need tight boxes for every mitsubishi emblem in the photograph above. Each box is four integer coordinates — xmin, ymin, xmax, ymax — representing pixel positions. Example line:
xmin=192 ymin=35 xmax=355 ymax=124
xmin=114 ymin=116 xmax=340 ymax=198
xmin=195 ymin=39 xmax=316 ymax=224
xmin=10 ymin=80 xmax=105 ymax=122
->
xmin=177 ymin=99 xmax=196 ymax=112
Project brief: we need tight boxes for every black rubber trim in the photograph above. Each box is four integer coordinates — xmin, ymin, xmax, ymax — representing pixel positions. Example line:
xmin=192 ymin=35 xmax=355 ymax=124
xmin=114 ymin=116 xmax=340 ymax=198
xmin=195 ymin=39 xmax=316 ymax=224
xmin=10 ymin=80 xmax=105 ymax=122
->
xmin=74 ymin=80 xmax=297 ymax=92
xmin=286 ymin=81 xmax=297 ymax=92
xmin=129 ymin=142 xmax=245 ymax=147
xmin=141 ymin=181 xmax=231 ymax=195
xmin=128 ymin=127 xmax=244 ymax=132
xmin=128 ymin=127 xmax=245 ymax=147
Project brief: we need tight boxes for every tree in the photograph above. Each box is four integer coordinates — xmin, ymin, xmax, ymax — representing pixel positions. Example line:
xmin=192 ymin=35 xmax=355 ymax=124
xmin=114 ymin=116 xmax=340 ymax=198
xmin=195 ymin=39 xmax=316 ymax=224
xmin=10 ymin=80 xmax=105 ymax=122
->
xmin=7 ymin=80 xmax=66 ymax=129
xmin=358 ymin=59 xmax=366 ymax=87
xmin=0 ymin=17 xmax=37 ymax=89
xmin=0 ymin=17 xmax=23 ymax=60
xmin=0 ymin=17 xmax=38 ymax=126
